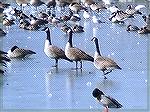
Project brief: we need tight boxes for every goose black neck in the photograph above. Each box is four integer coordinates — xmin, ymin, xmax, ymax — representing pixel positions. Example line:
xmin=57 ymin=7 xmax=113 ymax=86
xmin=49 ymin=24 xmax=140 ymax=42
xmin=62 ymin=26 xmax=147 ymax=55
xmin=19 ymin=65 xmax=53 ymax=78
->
xmin=94 ymin=39 xmax=101 ymax=56
xmin=46 ymin=29 xmax=52 ymax=45
xmin=68 ymin=31 xmax=73 ymax=47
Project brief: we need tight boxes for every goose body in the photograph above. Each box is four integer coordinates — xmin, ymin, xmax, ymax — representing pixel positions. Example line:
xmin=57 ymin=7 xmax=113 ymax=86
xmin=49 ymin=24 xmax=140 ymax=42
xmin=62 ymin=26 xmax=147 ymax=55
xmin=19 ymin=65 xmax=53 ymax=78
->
xmin=0 ymin=28 xmax=6 ymax=37
xmin=83 ymin=10 xmax=90 ymax=19
xmin=92 ymin=88 xmax=123 ymax=110
xmin=125 ymin=5 xmax=143 ymax=15
xmin=42 ymin=27 xmax=72 ymax=67
xmin=91 ymin=37 xmax=121 ymax=79
xmin=126 ymin=25 xmax=139 ymax=31
xmin=7 ymin=46 xmax=36 ymax=58
xmin=65 ymin=29 xmax=94 ymax=69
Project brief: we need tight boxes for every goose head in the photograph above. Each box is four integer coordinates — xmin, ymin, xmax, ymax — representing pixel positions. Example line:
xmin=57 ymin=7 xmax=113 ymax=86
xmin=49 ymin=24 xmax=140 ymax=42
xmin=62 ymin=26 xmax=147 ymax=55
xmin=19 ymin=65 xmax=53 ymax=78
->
xmin=11 ymin=46 xmax=19 ymax=52
xmin=92 ymin=88 xmax=104 ymax=98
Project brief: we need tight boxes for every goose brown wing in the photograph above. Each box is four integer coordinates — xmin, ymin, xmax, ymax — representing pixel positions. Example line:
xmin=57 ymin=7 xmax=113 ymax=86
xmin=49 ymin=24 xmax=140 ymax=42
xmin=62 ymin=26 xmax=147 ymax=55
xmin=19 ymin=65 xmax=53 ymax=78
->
xmin=69 ymin=47 xmax=94 ymax=61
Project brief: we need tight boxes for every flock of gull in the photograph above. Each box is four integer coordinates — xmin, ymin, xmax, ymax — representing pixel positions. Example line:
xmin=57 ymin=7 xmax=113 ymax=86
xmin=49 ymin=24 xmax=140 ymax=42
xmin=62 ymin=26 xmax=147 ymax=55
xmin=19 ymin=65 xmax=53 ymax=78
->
xmin=0 ymin=0 xmax=148 ymax=111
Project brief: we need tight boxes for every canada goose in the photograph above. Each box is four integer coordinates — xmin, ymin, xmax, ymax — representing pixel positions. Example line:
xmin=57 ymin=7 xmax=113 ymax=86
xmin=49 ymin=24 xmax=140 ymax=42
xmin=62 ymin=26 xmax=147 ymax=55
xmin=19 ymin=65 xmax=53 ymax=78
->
xmin=91 ymin=37 xmax=121 ymax=79
xmin=60 ymin=24 xmax=71 ymax=34
xmin=69 ymin=2 xmax=86 ymax=13
xmin=0 ymin=1 xmax=10 ymax=8
xmin=92 ymin=88 xmax=122 ymax=111
xmin=126 ymin=25 xmax=139 ymax=31
xmin=3 ymin=18 xmax=15 ymax=26
xmin=65 ymin=29 xmax=94 ymax=69
xmin=83 ymin=10 xmax=90 ymax=19
xmin=15 ymin=0 xmax=29 ymax=10
xmin=109 ymin=10 xmax=131 ymax=23
xmin=72 ymin=25 xmax=84 ymax=33
xmin=29 ymin=14 xmax=48 ymax=26
xmin=107 ymin=5 xmax=120 ymax=13
xmin=138 ymin=27 xmax=150 ymax=34
xmin=90 ymin=2 xmax=107 ymax=12
xmin=0 ymin=28 xmax=6 ymax=37
xmin=7 ymin=46 xmax=36 ymax=58
xmin=70 ymin=13 xmax=81 ymax=22
xmin=142 ymin=14 xmax=150 ymax=30
xmin=30 ymin=0 xmax=45 ymax=10
xmin=83 ymin=0 xmax=95 ymax=8
xmin=42 ymin=27 xmax=73 ymax=67
xmin=92 ymin=16 xmax=105 ymax=24
xmin=46 ymin=0 xmax=56 ymax=9
xmin=125 ymin=5 xmax=145 ymax=15
xmin=38 ymin=11 xmax=49 ymax=19
xmin=0 ymin=50 xmax=11 ymax=73
xmin=55 ymin=0 xmax=70 ymax=10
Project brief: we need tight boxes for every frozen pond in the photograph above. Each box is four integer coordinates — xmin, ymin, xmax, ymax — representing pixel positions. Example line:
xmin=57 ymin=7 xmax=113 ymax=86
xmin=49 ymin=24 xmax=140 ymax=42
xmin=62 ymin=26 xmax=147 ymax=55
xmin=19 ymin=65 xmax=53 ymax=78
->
xmin=0 ymin=0 xmax=149 ymax=111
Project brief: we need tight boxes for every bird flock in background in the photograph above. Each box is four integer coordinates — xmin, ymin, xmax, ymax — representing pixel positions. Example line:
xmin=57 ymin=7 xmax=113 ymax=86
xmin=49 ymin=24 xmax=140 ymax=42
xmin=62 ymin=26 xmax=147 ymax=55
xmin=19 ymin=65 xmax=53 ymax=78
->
xmin=0 ymin=0 xmax=149 ymax=111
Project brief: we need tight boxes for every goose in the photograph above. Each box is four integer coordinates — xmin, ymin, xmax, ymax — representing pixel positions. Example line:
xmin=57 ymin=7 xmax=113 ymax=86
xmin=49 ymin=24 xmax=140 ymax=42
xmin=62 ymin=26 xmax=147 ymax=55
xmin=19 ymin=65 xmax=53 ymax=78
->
xmin=30 ymin=0 xmax=45 ymax=10
xmin=138 ymin=27 xmax=150 ymax=34
xmin=3 ymin=18 xmax=15 ymax=26
xmin=7 ymin=46 xmax=36 ymax=58
xmin=69 ymin=2 xmax=86 ymax=13
xmin=46 ymin=0 xmax=56 ymax=9
xmin=125 ymin=5 xmax=145 ymax=15
xmin=38 ymin=11 xmax=49 ymax=19
xmin=42 ymin=27 xmax=73 ymax=67
xmin=90 ymin=2 xmax=107 ymax=12
xmin=15 ymin=0 xmax=29 ymax=10
xmin=109 ymin=10 xmax=131 ymax=23
xmin=126 ymin=25 xmax=139 ymax=32
xmin=60 ymin=24 xmax=71 ymax=34
xmin=0 ymin=50 xmax=11 ymax=74
xmin=92 ymin=16 xmax=105 ymax=24
xmin=107 ymin=5 xmax=120 ymax=13
xmin=91 ymin=37 xmax=121 ymax=79
xmin=92 ymin=88 xmax=122 ymax=112
xmin=83 ymin=0 xmax=95 ymax=8
xmin=72 ymin=25 xmax=84 ymax=33
xmin=29 ymin=14 xmax=48 ymax=26
xmin=0 ymin=28 xmax=6 ymax=37
xmin=83 ymin=10 xmax=90 ymax=19
xmin=0 ymin=1 xmax=10 ymax=8
xmin=65 ymin=29 xmax=94 ymax=69
xmin=142 ymin=14 xmax=150 ymax=30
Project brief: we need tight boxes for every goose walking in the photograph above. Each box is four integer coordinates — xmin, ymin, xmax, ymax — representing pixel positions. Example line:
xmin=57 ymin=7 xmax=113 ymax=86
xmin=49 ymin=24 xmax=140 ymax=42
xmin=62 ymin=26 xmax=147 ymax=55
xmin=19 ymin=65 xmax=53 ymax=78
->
xmin=92 ymin=88 xmax=122 ymax=112
xmin=91 ymin=37 xmax=121 ymax=79
xmin=65 ymin=29 xmax=94 ymax=69
xmin=42 ymin=27 xmax=73 ymax=67
xmin=7 ymin=46 xmax=36 ymax=58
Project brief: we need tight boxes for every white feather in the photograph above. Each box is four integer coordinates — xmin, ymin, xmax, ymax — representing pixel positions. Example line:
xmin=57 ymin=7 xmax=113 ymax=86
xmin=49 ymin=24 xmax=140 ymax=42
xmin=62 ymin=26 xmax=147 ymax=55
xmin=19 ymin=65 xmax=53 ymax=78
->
xmin=135 ymin=5 xmax=145 ymax=10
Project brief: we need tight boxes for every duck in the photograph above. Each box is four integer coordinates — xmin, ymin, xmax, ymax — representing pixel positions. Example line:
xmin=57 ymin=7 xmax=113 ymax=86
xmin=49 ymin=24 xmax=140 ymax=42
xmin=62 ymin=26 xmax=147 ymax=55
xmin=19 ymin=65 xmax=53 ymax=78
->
xmin=125 ymin=4 xmax=145 ymax=15
xmin=92 ymin=16 xmax=105 ymax=24
xmin=7 ymin=46 xmax=36 ymax=58
xmin=91 ymin=37 xmax=121 ymax=79
xmin=72 ymin=25 xmax=84 ymax=33
xmin=0 ymin=28 xmax=6 ymax=37
xmin=42 ymin=27 xmax=73 ymax=67
xmin=65 ymin=29 xmax=94 ymax=69
xmin=126 ymin=24 xmax=139 ymax=32
xmin=138 ymin=27 xmax=150 ymax=34
xmin=92 ymin=88 xmax=123 ymax=112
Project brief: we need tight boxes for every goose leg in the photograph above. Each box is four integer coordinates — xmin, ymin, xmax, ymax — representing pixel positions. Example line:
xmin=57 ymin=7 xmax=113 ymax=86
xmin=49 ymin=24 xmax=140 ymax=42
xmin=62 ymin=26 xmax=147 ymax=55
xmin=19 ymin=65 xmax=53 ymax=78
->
xmin=52 ymin=59 xmax=58 ymax=67
xmin=75 ymin=61 xmax=78 ymax=69
xmin=80 ymin=61 xmax=82 ymax=69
